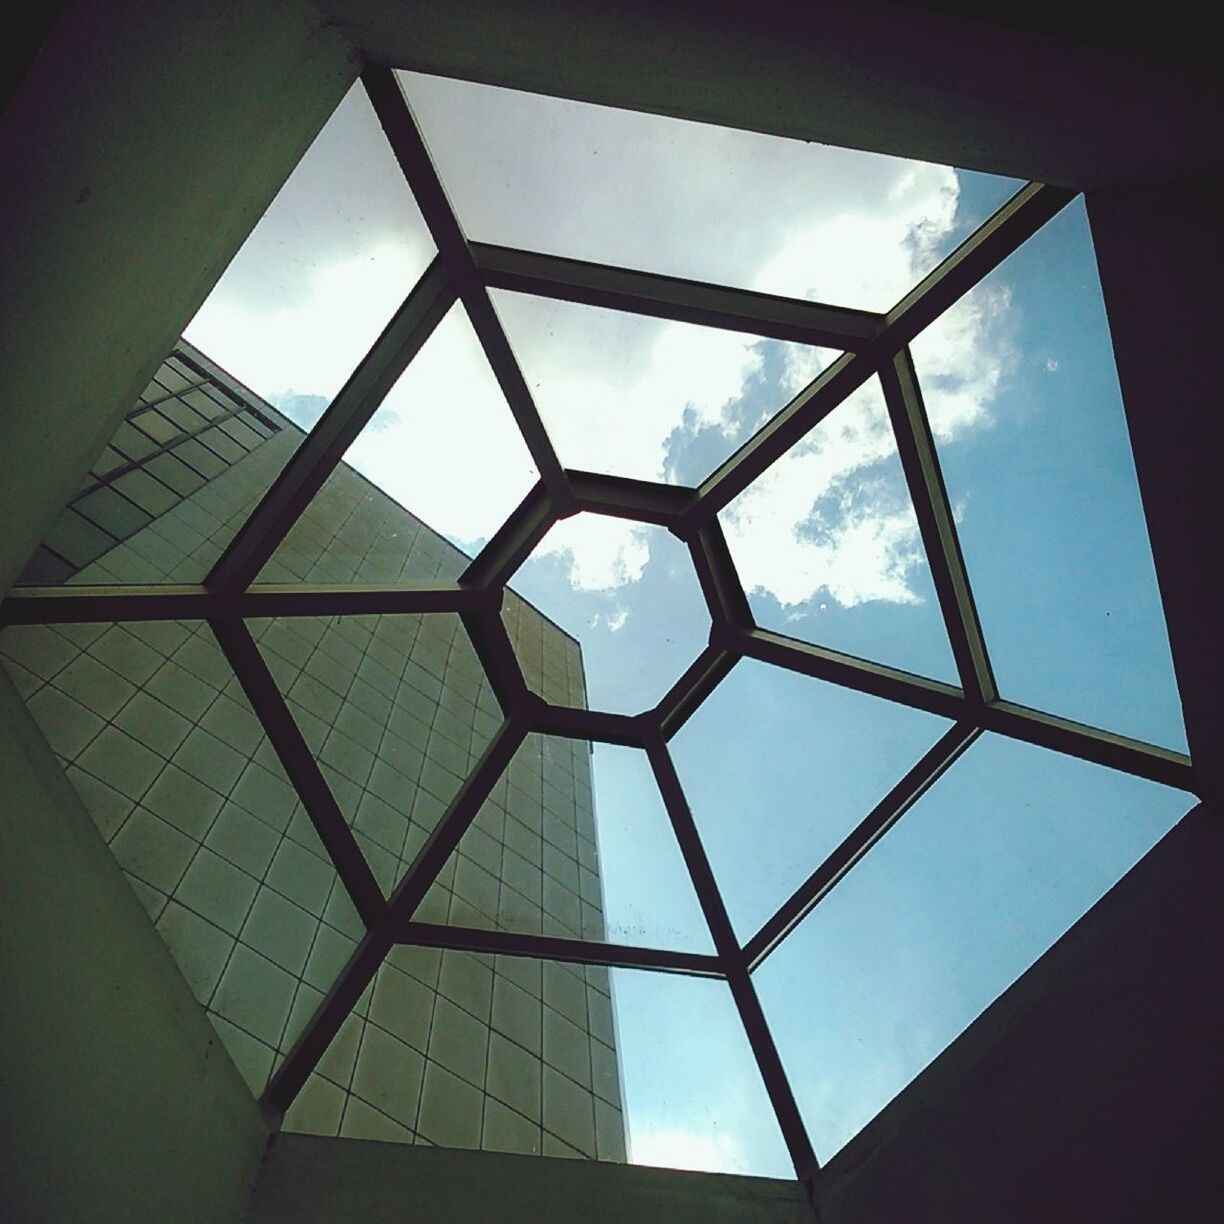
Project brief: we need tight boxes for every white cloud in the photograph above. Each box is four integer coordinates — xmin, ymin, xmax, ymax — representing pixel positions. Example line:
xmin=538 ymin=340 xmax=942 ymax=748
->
xmin=630 ymin=1126 xmax=746 ymax=1175
xmin=186 ymin=76 xmax=1015 ymax=600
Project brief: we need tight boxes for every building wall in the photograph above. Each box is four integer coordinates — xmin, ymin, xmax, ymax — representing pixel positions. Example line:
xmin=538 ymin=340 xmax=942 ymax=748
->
xmin=0 ymin=349 xmax=626 ymax=1162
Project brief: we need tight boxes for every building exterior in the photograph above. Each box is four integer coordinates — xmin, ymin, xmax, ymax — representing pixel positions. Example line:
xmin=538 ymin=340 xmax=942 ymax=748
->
xmin=0 ymin=342 xmax=626 ymax=1160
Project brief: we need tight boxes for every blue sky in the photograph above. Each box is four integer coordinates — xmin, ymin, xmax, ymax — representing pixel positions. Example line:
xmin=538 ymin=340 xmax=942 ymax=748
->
xmin=184 ymin=76 xmax=1196 ymax=1176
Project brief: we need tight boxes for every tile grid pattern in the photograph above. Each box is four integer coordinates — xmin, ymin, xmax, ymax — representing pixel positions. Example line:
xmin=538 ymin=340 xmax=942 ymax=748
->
xmin=0 ymin=373 xmax=626 ymax=1161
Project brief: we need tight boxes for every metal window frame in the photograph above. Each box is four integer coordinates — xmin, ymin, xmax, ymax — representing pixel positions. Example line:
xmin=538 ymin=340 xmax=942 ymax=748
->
xmin=0 ymin=64 xmax=1200 ymax=1202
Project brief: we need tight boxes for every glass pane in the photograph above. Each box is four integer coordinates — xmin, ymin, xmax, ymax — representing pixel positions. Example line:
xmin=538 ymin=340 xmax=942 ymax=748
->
xmin=754 ymin=732 xmax=1194 ymax=1161
xmin=185 ymin=81 xmax=436 ymax=408
xmin=288 ymin=951 xmax=629 ymax=1161
xmin=508 ymin=517 xmax=709 ymax=715
xmin=0 ymin=613 xmax=348 ymax=1099
xmin=402 ymin=71 xmax=1020 ymax=310
xmin=261 ymin=304 xmax=539 ymax=577
xmin=721 ymin=378 xmax=956 ymax=681
xmin=15 ymin=347 xmax=301 ymax=587
xmin=612 ymin=969 xmax=791 ymax=1176
xmin=671 ymin=658 xmax=951 ymax=941
xmin=253 ymin=612 xmax=498 ymax=899
xmin=913 ymin=198 xmax=1187 ymax=750
xmin=492 ymin=289 xmax=838 ymax=485
xmin=420 ymin=736 xmax=713 ymax=953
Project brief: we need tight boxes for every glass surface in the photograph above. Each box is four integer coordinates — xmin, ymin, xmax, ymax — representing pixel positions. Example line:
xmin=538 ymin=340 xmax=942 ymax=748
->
xmin=492 ymin=289 xmax=837 ymax=484
xmin=254 ymin=611 xmax=498 ymax=901
xmin=721 ymin=377 xmax=957 ymax=681
xmin=185 ymin=81 xmax=436 ymax=407
xmin=425 ymin=736 xmax=713 ymax=953
xmin=611 ymin=969 xmax=791 ymax=1176
xmin=754 ymin=732 xmax=1194 ymax=1161
xmin=671 ymin=658 xmax=951 ymax=941
xmin=336 ymin=303 xmax=539 ymax=556
xmin=16 ymin=349 xmax=301 ymax=587
xmin=913 ymin=198 xmax=1187 ymax=750
xmin=508 ymin=517 xmax=710 ymax=714
xmin=402 ymin=71 xmax=1020 ymax=310
xmin=0 ymin=613 xmax=348 ymax=1099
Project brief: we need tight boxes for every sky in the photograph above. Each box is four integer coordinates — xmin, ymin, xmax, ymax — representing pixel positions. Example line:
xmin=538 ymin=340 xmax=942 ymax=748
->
xmin=184 ymin=76 xmax=1196 ymax=1175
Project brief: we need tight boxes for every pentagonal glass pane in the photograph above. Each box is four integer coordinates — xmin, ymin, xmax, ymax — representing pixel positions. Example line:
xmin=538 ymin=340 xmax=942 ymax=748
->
xmin=492 ymin=289 xmax=838 ymax=485
xmin=507 ymin=517 xmax=709 ymax=715
xmin=418 ymin=735 xmax=713 ymax=953
xmin=721 ymin=377 xmax=956 ymax=681
xmin=912 ymin=198 xmax=1186 ymax=750
xmin=671 ymin=657 xmax=951 ymax=941
xmin=402 ymin=71 xmax=1021 ymax=311
xmin=185 ymin=80 xmax=435 ymax=407
xmin=754 ymin=732 xmax=1194 ymax=1161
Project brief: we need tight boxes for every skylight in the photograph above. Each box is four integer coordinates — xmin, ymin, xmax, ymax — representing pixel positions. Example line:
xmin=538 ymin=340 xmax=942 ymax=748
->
xmin=0 ymin=66 xmax=1198 ymax=1194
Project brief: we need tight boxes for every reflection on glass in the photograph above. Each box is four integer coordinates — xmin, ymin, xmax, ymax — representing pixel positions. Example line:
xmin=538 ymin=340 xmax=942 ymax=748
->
xmin=492 ymin=289 xmax=837 ymax=485
xmin=754 ymin=732 xmax=1194 ymax=1160
xmin=671 ymin=658 xmax=950 ymax=941
xmin=612 ymin=969 xmax=791 ymax=1177
xmin=186 ymin=82 xmax=436 ymax=410
xmin=402 ymin=71 xmax=1020 ymax=310
xmin=509 ymin=515 xmax=709 ymax=714
xmin=721 ymin=378 xmax=956 ymax=681
xmin=912 ymin=198 xmax=1187 ymax=750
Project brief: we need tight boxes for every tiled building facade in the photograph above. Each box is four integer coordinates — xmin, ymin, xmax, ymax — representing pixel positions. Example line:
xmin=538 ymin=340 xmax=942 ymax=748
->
xmin=0 ymin=345 xmax=626 ymax=1162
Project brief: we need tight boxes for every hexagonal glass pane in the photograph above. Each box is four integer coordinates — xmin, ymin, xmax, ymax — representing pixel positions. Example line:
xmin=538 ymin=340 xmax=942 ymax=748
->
xmin=492 ymin=288 xmax=839 ymax=485
xmin=912 ymin=198 xmax=1187 ymax=750
xmin=754 ymin=732 xmax=1195 ymax=1161
xmin=507 ymin=516 xmax=710 ymax=715
xmin=401 ymin=70 xmax=1021 ymax=311
xmin=720 ymin=377 xmax=957 ymax=681
xmin=671 ymin=657 xmax=951 ymax=942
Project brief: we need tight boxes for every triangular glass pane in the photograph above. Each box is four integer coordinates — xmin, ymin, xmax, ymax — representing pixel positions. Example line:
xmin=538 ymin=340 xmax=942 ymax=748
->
xmin=185 ymin=80 xmax=436 ymax=410
xmin=754 ymin=732 xmax=1195 ymax=1161
xmin=912 ymin=198 xmax=1187 ymax=750
xmin=14 ymin=345 xmax=305 ymax=586
xmin=492 ymin=289 xmax=840 ymax=485
xmin=670 ymin=657 xmax=952 ymax=942
xmin=720 ymin=377 xmax=957 ymax=681
xmin=414 ymin=734 xmax=713 ymax=954
xmin=261 ymin=303 xmax=539 ymax=580
xmin=253 ymin=610 xmax=499 ymax=904
xmin=402 ymin=71 xmax=1021 ymax=311
xmin=506 ymin=519 xmax=710 ymax=715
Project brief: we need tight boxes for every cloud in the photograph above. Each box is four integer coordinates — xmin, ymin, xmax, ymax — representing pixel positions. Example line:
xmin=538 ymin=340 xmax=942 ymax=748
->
xmin=186 ymin=74 xmax=1016 ymax=599
xmin=629 ymin=1126 xmax=746 ymax=1175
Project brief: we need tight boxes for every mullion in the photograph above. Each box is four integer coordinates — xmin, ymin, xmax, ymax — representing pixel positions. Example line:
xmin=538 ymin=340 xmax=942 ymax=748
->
xmin=264 ymin=715 xmax=529 ymax=1112
xmin=210 ymin=617 xmax=385 ymax=929
xmin=398 ymin=921 xmax=724 ymax=978
xmin=643 ymin=731 xmax=819 ymax=1184
xmin=744 ymin=722 xmax=981 ymax=971
xmin=685 ymin=183 xmax=1076 ymax=531
xmin=361 ymin=66 xmax=572 ymax=511
xmin=207 ymin=256 xmax=455 ymax=593
xmin=880 ymin=348 xmax=997 ymax=704
xmin=471 ymin=240 xmax=884 ymax=351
